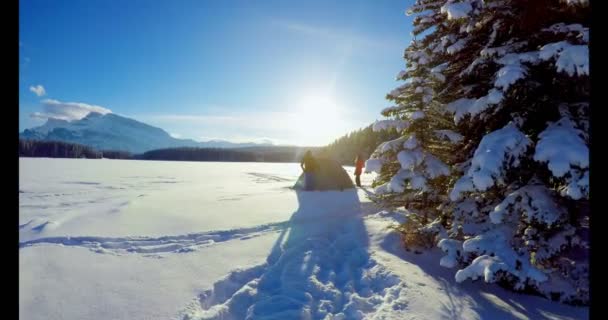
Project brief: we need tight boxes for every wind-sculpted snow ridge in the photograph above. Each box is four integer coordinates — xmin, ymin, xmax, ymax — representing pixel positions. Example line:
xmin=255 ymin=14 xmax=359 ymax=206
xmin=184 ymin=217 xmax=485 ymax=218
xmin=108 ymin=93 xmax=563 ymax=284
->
xmin=179 ymin=190 xmax=407 ymax=320
xmin=19 ymin=221 xmax=289 ymax=256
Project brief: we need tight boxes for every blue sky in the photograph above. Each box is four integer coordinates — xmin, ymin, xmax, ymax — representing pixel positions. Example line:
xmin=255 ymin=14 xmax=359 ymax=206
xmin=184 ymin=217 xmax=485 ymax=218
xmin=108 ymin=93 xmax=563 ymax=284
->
xmin=19 ymin=0 xmax=414 ymax=146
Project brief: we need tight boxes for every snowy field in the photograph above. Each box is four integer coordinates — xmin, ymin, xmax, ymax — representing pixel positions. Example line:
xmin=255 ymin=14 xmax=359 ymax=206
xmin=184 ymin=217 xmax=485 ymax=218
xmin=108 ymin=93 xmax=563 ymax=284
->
xmin=19 ymin=158 xmax=588 ymax=320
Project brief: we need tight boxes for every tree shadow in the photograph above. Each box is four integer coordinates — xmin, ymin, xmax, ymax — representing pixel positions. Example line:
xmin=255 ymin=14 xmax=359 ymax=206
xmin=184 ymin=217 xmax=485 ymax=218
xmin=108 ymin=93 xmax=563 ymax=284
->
xmin=191 ymin=189 xmax=400 ymax=319
xmin=377 ymin=230 xmax=588 ymax=320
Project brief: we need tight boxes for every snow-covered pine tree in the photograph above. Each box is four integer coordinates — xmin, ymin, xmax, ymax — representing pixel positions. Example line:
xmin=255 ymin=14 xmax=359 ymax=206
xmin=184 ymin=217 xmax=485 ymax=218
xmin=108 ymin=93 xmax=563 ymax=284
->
xmin=366 ymin=0 xmax=459 ymax=249
xmin=370 ymin=0 xmax=589 ymax=304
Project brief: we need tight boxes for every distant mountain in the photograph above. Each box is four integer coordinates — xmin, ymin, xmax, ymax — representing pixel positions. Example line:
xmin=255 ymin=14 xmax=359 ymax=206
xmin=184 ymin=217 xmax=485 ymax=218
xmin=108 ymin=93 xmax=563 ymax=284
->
xmin=20 ymin=112 xmax=273 ymax=153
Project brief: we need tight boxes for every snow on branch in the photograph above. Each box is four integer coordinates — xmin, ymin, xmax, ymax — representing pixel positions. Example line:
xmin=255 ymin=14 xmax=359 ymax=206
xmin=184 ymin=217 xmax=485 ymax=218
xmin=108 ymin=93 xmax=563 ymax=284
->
xmin=562 ymin=170 xmax=588 ymax=200
xmin=490 ymin=184 xmax=566 ymax=226
xmin=434 ymin=130 xmax=463 ymax=143
xmin=403 ymin=136 xmax=418 ymax=149
xmin=447 ymin=38 xmax=468 ymax=54
xmin=534 ymin=117 xmax=588 ymax=177
xmin=381 ymin=106 xmax=401 ymax=115
xmin=494 ymin=64 xmax=527 ymax=90
xmin=539 ymin=41 xmax=589 ymax=76
xmin=455 ymin=255 xmax=506 ymax=283
xmin=379 ymin=136 xmax=410 ymax=153
xmin=450 ymin=123 xmax=531 ymax=200
xmin=398 ymin=149 xmax=425 ymax=169
xmin=395 ymin=70 xmax=407 ymax=80
xmin=438 ymin=238 xmax=463 ymax=268
xmin=372 ymin=119 xmax=410 ymax=132
xmin=365 ymin=158 xmax=384 ymax=174
xmin=456 ymin=227 xmax=548 ymax=286
xmin=562 ymin=0 xmax=589 ymax=7
xmin=441 ymin=2 xmax=473 ymax=20
xmin=430 ymin=63 xmax=448 ymax=82
xmin=543 ymin=23 xmax=589 ymax=43
xmin=409 ymin=110 xmax=426 ymax=120
xmin=446 ymin=89 xmax=503 ymax=123
xmin=466 ymin=123 xmax=531 ymax=190
xmin=424 ymin=154 xmax=451 ymax=178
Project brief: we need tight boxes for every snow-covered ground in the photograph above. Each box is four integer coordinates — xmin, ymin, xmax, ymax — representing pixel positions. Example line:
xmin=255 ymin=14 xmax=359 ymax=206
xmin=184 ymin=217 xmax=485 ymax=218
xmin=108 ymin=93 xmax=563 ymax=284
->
xmin=19 ymin=158 xmax=588 ymax=320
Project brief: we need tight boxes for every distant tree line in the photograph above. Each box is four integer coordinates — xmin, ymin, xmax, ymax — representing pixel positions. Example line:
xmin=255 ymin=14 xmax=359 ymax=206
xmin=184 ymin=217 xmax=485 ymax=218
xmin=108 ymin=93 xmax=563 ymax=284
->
xmin=19 ymin=139 xmax=102 ymax=158
xmin=136 ymin=146 xmax=318 ymax=163
xmin=136 ymin=147 xmax=256 ymax=162
xmin=18 ymin=139 xmax=320 ymax=163
xmin=21 ymin=129 xmax=398 ymax=165
xmin=99 ymin=150 xmax=133 ymax=159
xmin=318 ymin=125 xmax=400 ymax=165
xmin=19 ymin=139 xmax=133 ymax=159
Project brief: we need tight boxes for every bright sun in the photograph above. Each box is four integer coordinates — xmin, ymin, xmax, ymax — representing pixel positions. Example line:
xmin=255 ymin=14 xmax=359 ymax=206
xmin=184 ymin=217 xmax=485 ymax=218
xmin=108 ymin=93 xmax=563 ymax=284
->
xmin=289 ymin=95 xmax=346 ymax=146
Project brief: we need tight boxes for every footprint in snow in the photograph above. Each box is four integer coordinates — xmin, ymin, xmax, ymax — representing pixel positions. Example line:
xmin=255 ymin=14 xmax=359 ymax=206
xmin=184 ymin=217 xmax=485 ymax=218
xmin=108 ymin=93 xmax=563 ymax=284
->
xmin=181 ymin=190 xmax=406 ymax=320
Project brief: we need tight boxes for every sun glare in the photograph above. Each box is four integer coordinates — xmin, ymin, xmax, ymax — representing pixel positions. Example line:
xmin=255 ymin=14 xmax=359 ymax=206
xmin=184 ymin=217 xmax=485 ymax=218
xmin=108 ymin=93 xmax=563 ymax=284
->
xmin=289 ymin=94 xmax=346 ymax=146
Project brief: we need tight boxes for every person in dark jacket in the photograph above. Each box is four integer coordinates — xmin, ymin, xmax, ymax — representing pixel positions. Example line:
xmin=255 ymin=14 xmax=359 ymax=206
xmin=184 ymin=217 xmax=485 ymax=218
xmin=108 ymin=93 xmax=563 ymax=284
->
xmin=354 ymin=154 xmax=365 ymax=187
xmin=300 ymin=150 xmax=318 ymax=190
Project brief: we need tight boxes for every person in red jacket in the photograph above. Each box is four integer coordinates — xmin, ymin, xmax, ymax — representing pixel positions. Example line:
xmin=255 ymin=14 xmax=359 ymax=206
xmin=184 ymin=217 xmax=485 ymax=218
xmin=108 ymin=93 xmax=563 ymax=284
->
xmin=354 ymin=153 xmax=365 ymax=187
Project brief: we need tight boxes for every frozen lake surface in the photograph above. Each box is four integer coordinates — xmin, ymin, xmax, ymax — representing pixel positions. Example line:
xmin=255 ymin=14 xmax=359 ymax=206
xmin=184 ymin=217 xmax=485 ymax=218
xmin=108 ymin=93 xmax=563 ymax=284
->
xmin=19 ymin=158 xmax=588 ymax=320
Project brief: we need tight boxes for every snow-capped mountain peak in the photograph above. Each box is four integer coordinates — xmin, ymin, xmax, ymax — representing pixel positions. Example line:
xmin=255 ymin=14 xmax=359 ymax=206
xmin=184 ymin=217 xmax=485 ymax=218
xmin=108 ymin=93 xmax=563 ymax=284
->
xmin=20 ymin=112 xmax=273 ymax=153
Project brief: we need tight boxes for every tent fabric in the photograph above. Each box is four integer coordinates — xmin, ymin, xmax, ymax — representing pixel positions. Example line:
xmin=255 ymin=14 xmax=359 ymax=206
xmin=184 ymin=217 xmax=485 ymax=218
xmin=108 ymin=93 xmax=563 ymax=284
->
xmin=293 ymin=158 xmax=355 ymax=191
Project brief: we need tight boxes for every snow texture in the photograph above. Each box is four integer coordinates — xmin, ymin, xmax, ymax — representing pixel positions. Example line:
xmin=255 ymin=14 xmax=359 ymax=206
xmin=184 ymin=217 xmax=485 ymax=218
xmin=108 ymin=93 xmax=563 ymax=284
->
xmin=446 ymin=89 xmax=504 ymax=123
xmin=539 ymin=42 xmax=589 ymax=76
xmin=435 ymin=129 xmax=464 ymax=143
xmin=534 ymin=117 xmax=589 ymax=177
xmin=365 ymin=158 xmax=384 ymax=174
xmin=424 ymin=155 xmax=451 ymax=179
xmin=372 ymin=119 xmax=410 ymax=132
xmin=20 ymin=158 xmax=588 ymax=320
xmin=438 ymin=239 xmax=462 ymax=268
xmin=378 ymin=136 xmax=409 ymax=153
xmin=403 ymin=136 xmax=418 ymax=150
xmin=490 ymin=185 xmax=566 ymax=226
xmin=396 ymin=70 xmax=407 ymax=80
xmin=450 ymin=176 xmax=476 ymax=201
xmin=446 ymin=38 xmax=468 ymax=54
xmin=494 ymin=63 xmax=527 ymax=90
xmin=457 ymin=227 xmax=548 ymax=287
xmin=441 ymin=2 xmax=473 ymax=20
xmin=381 ymin=106 xmax=400 ymax=115
xmin=410 ymin=110 xmax=426 ymax=120
xmin=543 ymin=23 xmax=589 ymax=43
xmin=564 ymin=0 xmax=589 ymax=6
xmin=450 ymin=123 xmax=531 ymax=200
xmin=397 ymin=149 xmax=425 ymax=169
xmin=182 ymin=190 xmax=406 ymax=320
xmin=430 ymin=63 xmax=447 ymax=82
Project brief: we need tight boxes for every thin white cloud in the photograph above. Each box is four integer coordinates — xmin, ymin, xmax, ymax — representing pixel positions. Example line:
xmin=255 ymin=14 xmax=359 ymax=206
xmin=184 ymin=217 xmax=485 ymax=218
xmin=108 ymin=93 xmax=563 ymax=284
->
xmin=169 ymin=132 xmax=182 ymax=138
xmin=31 ymin=99 xmax=112 ymax=121
xmin=147 ymin=114 xmax=238 ymax=123
xmin=138 ymin=112 xmax=296 ymax=131
xmin=136 ymin=111 xmax=367 ymax=147
xmin=272 ymin=20 xmax=402 ymax=52
xmin=271 ymin=19 xmax=403 ymax=92
xmin=29 ymin=85 xmax=46 ymax=97
xmin=198 ymin=135 xmax=277 ymax=144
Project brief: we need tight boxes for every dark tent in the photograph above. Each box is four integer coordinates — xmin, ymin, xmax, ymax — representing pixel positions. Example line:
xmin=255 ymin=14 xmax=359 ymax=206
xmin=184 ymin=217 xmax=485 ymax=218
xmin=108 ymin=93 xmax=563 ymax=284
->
xmin=293 ymin=158 xmax=355 ymax=191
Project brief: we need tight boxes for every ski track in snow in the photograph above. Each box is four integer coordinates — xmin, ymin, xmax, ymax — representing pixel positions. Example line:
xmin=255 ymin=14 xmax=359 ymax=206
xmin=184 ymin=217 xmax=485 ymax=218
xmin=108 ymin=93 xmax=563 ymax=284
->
xmin=20 ymin=221 xmax=289 ymax=256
